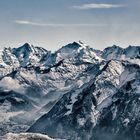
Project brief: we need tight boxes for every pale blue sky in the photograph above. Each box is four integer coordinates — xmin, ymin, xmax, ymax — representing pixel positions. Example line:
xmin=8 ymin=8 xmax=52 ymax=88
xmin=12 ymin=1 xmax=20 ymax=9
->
xmin=0 ymin=0 xmax=140 ymax=51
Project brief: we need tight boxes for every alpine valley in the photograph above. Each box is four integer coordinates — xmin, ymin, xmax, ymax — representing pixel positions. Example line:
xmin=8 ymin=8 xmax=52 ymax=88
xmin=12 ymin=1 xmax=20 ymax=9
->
xmin=0 ymin=41 xmax=140 ymax=140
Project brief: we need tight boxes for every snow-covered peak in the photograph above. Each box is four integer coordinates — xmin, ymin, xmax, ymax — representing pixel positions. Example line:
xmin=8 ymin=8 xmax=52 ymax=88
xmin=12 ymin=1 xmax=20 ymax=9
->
xmin=12 ymin=43 xmax=49 ymax=66
xmin=12 ymin=43 xmax=34 ymax=53
xmin=102 ymin=45 xmax=140 ymax=61
xmin=57 ymin=41 xmax=85 ymax=53
xmin=102 ymin=45 xmax=123 ymax=60
xmin=124 ymin=45 xmax=140 ymax=58
xmin=77 ymin=40 xmax=89 ymax=48
xmin=56 ymin=41 xmax=102 ymax=63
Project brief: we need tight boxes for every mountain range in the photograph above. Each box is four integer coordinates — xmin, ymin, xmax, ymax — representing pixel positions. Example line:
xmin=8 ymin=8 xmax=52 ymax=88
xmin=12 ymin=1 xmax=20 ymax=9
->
xmin=0 ymin=41 xmax=140 ymax=140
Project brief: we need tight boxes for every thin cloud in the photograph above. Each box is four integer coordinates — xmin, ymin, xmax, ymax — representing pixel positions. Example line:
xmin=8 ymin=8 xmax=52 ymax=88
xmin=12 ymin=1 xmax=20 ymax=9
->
xmin=14 ymin=20 xmax=47 ymax=26
xmin=72 ymin=3 xmax=124 ymax=10
xmin=13 ymin=20 xmax=109 ymax=27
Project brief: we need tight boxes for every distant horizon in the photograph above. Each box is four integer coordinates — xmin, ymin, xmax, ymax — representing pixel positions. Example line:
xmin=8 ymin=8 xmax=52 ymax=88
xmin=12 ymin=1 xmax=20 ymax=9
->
xmin=0 ymin=40 xmax=140 ymax=52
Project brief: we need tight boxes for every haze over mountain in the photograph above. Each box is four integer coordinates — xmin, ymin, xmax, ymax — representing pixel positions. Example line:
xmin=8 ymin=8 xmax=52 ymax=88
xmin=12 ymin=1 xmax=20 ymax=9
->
xmin=0 ymin=41 xmax=140 ymax=140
